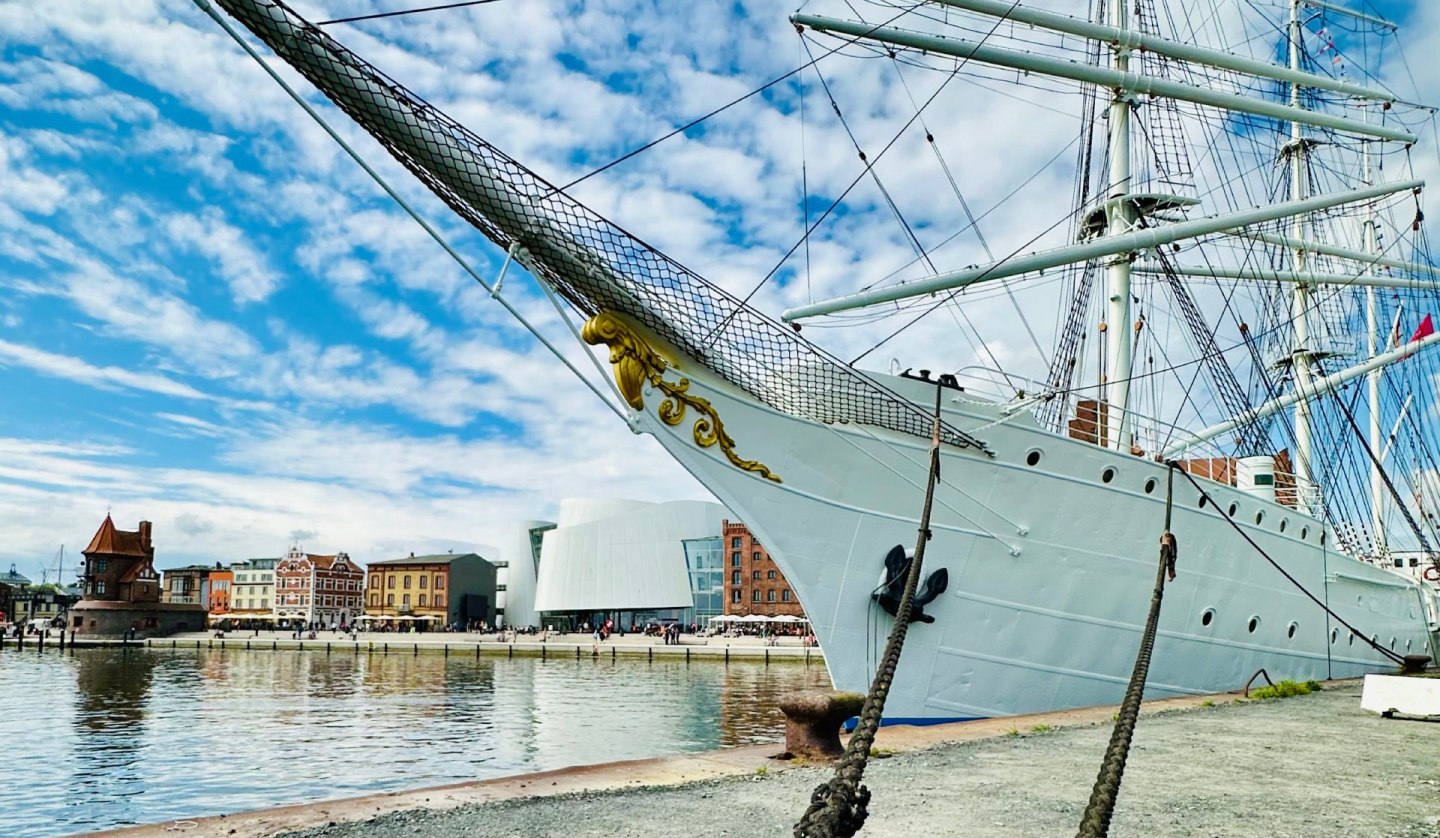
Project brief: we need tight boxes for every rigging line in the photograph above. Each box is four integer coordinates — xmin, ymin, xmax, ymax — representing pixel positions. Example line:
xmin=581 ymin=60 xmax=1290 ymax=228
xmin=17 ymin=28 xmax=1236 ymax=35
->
xmin=888 ymin=55 xmax=1051 ymax=367
xmin=706 ymin=0 xmax=1028 ymax=346
xmin=849 ymin=201 xmax=1077 ymax=367
xmin=799 ymin=35 xmax=813 ymax=304
xmin=198 ymin=0 xmax=627 ymax=425
xmin=802 ymin=36 xmax=935 ymax=273
xmin=315 ymin=0 xmax=503 ymax=26
xmin=548 ymin=4 xmax=920 ymax=197
xmin=1173 ymin=468 xmax=1407 ymax=666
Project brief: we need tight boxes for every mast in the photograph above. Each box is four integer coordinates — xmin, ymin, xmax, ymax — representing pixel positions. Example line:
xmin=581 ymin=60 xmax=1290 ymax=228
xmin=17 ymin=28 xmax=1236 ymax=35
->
xmin=1104 ymin=0 xmax=1137 ymax=451
xmin=1363 ymin=134 xmax=1386 ymax=555
xmin=1288 ymin=0 xmax=1316 ymax=513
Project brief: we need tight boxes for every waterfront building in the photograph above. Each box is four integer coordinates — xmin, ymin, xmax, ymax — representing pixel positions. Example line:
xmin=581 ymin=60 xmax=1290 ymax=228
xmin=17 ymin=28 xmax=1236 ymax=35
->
xmin=161 ymin=564 xmax=220 ymax=607
xmin=72 ymin=517 xmax=205 ymax=637
xmin=228 ymin=557 xmax=278 ymax=618
xmin=533 ymin=499 xmax=725 ymax=628
xmin=12 ymin=583 xmax=82 ymax=627
xmin=365 ymin=552 xmax=497 ymax=628
xmin=0 ymin=564 xmax=30 ymax=623
xmin=721 ymin=520 xmax=806 ymax=620
xmin=495 ymin=520 xmax=555 ymax=628
xmin=275 ymin=548 xmax=363 ymax=627
xmin=208 ymin=567 xmax=232 ymax=617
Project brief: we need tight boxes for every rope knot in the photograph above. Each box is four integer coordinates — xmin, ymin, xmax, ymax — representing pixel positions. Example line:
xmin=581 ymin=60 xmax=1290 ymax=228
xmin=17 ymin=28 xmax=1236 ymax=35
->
xmin=1160 ymin=531 xmax=1177 ymax=582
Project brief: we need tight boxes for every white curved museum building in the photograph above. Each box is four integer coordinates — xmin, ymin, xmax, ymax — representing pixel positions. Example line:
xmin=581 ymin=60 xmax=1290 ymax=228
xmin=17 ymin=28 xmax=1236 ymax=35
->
xmin=500 ymin=498 xmax=726 ymax=627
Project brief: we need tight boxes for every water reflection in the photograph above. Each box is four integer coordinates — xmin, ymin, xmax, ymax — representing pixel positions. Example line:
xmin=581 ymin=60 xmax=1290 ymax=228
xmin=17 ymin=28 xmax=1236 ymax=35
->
xmin=0 ymin=647 xmax=828 ymax=837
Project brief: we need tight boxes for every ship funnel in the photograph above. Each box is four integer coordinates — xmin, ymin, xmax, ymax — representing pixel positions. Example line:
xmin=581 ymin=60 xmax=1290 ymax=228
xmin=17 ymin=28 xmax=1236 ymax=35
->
xmin=1236 ymin=456 xmax=1277 ymax=502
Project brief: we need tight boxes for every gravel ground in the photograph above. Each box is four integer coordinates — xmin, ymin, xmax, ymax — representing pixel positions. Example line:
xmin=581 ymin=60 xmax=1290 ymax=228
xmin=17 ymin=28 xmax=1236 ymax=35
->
xmin=283 ymin=682 xmax=1440 ymax=838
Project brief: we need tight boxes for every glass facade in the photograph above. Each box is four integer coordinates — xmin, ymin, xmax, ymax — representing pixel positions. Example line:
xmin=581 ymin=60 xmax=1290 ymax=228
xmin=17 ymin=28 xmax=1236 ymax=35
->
xmin=681 ymin=537 xmax=724 ymax=625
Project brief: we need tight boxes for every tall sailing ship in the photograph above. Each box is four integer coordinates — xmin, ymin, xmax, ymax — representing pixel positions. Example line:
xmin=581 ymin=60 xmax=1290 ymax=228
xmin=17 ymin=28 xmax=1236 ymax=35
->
xmin=201 ymin=0 xmax=1440 ymax=720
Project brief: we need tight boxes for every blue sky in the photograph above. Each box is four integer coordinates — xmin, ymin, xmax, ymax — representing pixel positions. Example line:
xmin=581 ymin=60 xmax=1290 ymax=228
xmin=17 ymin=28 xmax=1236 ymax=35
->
xmin=0 ymin=0 xmax=1434 ymax=582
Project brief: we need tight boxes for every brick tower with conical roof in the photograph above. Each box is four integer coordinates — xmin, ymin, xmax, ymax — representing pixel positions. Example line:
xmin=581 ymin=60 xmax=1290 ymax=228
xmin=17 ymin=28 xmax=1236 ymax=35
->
xmin=80 ymin=515 xmax=160 ymax=604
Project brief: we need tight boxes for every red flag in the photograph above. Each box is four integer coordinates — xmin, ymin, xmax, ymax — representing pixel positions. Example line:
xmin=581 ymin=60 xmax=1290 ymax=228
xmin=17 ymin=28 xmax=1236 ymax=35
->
xmin=1410 ymin=314 xmax=1435 ymax=344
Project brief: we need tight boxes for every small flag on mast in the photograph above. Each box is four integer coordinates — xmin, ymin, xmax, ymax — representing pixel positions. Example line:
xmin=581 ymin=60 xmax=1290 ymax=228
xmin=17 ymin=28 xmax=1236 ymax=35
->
xmin=1409 ymin=313 xmax=1435 ymax=344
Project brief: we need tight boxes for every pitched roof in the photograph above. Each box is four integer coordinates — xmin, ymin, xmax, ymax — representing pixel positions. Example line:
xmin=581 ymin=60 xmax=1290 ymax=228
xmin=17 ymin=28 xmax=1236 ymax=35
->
xmin=83 ymin=515 xmax=152 ymax=558
xmin=370 ymin=552 xmax=481 ymax=567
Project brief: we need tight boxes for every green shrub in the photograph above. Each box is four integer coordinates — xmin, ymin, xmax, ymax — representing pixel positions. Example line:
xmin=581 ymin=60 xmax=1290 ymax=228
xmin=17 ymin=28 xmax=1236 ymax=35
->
xmin=1248 ymin=679 xmax=1318 ymax=700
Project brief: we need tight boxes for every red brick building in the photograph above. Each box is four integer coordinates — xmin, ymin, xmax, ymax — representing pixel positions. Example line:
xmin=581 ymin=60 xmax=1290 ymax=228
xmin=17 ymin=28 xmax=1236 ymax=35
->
xmin=721 ymin=520 xmax=805 ymax=618
xmin=80 ymin=516 xmax=161 ymax=604
xmin=71 ymin=516 xmax=204 ymax=637
xmin=275 ymin=547 xmax=364 ymax=628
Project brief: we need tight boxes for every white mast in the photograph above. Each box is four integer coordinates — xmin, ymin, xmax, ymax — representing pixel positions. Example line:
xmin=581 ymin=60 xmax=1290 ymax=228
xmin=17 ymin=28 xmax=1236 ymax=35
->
xmin=1288 ymin=0 xmax=1316 ymax=512
xmin=1364 ymin=133 xmax=1386 ymax=555
xmin=1104 ymin=0 xmax=1136 ymax=451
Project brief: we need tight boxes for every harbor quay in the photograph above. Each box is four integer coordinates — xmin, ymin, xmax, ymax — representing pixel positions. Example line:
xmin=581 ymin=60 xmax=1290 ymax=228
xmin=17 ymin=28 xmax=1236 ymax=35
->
xmin=7 ymin=627 xmax=826 ymax=664
xmin=78 ymin=679 xmax=1440 ymax=838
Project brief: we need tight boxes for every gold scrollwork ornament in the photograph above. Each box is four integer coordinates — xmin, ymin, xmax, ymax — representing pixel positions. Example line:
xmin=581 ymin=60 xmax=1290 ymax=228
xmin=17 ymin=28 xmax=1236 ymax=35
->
xmin=582 ymin=313 xmax=781 ymax=483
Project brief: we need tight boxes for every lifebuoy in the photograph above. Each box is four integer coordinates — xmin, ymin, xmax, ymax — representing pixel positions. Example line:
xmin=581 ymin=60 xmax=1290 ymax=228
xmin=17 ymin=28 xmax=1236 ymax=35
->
xmin=1423 ymin=565 xmax=1440 ymax=582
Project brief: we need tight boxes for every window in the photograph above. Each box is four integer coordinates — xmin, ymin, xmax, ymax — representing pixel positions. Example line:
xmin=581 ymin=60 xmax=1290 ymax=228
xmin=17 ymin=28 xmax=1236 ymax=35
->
xmin=419 ymin=576 xmax=427 ymax=589
xmin=767 ymin=570 xmax=777 ymax=580
xmin=403 ymin=575 xmax=412 ymax=589
xmin=261 ymin=599 xmax=268 ymax=608
xmin=782 ymin=590 xmax=792 ymax=602
xmin=387 ymin=594 xmax=394 ymax=606
xmin=435 ymin=576 xmax=444 ymax=590
xmin=753 ymin=551 xmax=761 ymax=562
xmin=419 ymin=594 xmax=427 ymax=607
xmin=732 ymin=571 xmax=741 ymax=585
xmin=731 ymin=554 xmax=741 ymax=567
xmin=402 ymin=594 xmax=410 ymax=606
xmin=731 ymin=590 xmax=741 ymax=603
xmin=97 ymin=581 xmax=107 ymax=594
xmin=435 ymin=595 xmax=444 ymax=608
xmin=96 ymin=559 xmax=108 ymax=572
xmin=752 ymin=590 xmax=761 ymax=602
xmin=752 ymin=570 xmax=761 ymax=580
xmin=388 ymin=576 xmax=396 ymax=588
xmin=731 ymin=537 xmax=742 ymax=548
xmin=767 ymin=590 xmax=777 ymax=602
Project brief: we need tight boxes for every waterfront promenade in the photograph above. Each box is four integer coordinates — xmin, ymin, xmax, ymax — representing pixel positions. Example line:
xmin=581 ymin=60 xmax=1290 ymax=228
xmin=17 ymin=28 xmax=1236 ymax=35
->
xmin=14 ymin=628 xmax=825 ymax=664
xmin=83 ymin=679 xmax=1439 ymax=838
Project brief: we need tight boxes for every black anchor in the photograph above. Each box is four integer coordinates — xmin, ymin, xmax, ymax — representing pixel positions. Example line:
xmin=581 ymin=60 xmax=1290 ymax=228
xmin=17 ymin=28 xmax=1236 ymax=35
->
xmin=872 ymin=544 xmax=948 ymax=623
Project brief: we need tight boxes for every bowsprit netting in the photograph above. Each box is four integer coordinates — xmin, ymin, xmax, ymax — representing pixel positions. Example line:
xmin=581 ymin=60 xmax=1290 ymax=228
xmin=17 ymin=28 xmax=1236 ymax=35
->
xmin=212 ymin=0 xmax=990 ymax=454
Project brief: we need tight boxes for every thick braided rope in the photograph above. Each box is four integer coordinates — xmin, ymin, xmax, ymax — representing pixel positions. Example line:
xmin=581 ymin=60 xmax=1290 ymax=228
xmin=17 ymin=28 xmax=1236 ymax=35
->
xmin=793 ymin=401 xmax=945 ymax=838
xmin=1075 ymin=464 xmax=1179 ymax=838
xmin=1074 ymin=531 xmax=1174 ymax=837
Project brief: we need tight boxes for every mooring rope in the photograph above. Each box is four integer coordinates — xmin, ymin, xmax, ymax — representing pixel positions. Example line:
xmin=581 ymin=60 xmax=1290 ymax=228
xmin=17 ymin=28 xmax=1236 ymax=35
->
xmin=793 ymin=388 xmax=945 ymax=838
xmin=1174 ymin=468 xmax=1408 ymax=666
xmin=1074 ymin=463 xmax=1179 ymax=838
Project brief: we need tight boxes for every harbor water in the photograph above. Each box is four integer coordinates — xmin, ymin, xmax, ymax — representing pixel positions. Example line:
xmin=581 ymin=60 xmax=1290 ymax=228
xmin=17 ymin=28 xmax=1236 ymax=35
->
xmin=0 ymin=646 xmax=829 ymax=837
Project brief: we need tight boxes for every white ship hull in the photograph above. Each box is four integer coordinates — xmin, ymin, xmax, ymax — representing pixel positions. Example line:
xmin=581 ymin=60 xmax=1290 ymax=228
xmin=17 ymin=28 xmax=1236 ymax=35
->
xmin=622 ymin=338 xmax=1440 ymax=721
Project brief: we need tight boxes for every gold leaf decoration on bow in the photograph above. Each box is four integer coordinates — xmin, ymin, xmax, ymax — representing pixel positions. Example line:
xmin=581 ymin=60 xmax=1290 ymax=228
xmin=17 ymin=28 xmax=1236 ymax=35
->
xmin=582 ymin=312 xmax=781 ymax=483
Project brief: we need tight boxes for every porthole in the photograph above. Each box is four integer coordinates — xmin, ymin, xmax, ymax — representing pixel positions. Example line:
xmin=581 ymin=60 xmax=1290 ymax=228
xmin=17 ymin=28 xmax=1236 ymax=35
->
xmin=1330 ymin=628 xmax=1338 ymax=644
xmin=1348 ymin=632 xmax=1355 ymax=646
xmin=1356 ymin=595 xmax=1364 ymax=607
xmin=1279 ymin=518 xmax=1288 ymax=533
xmin=1247 ymin=616 xmax=1260 ymax=634
xmin=1026 ymin=450 xmax=1042 ymax=467
xmin=1406 ymin=638 xmax=1413 ymax=651
xmin=1300 ymin=527 xmax=1309 ymax=541
xmin=1255 ymin=510 xmax=1265 ymax=526
xmin=1201 ymin=608 xmax=1215 ymax=627
xmin=1102 ymin=467 xmax=1116 ymax=484
xmin=1390 ymin=637 xmax=1397 ymax=650
xmin=1198 ymin=495 xmax=1207 ymax=509
xmin=1286 ymin=621 xmax=1297 ymax=639
xmin=1144 ymin=478 xmax=1157 ymax=494
xmin=1228 ymin=502 xmax=1238 ymax=517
